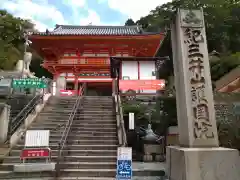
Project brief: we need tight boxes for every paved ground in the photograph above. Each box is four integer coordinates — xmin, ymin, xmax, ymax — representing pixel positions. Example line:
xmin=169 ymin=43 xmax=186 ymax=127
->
xmin=133 ymin=162 xmax=166 ymax=171
xmin=133 ymin=177 xmax=167 ymax=180
xmin=133 ymin=162 xmax=167 ymax=180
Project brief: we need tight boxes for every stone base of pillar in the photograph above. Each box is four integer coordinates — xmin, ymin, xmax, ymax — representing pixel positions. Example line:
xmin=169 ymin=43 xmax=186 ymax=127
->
xmin=166 ymin=146 xmax=240 ymax=180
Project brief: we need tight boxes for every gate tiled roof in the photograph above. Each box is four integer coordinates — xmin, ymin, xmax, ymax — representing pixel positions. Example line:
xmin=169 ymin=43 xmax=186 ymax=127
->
xmin=32 ymin=25 xmax=159 ymax=36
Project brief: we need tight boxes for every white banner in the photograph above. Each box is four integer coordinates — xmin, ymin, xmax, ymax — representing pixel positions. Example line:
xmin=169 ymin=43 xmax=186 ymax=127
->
xmin=25 ymin=130 xmax=50 ymax=147
xmin=117 ymin=147 xmax=132 ymax=161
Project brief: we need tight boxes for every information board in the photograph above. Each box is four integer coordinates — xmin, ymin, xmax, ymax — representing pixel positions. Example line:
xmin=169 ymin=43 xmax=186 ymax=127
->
xmin=12 ymin=78 xmax=47 ymax=89
xmin=116 ymin=147 xmax=132 ymax=180
xmin=20 ymin=148 xmax=51 ymax=160
xmin=25 ymin=130 xmax=50 ymax=147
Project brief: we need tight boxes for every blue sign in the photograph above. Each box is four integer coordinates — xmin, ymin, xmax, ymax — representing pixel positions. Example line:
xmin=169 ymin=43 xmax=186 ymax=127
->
xmin=117 ymin=160 xmax=132 ymax=179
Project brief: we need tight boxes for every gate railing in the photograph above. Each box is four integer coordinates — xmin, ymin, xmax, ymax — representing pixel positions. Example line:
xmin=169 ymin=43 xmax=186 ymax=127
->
xmin=55 ymin=95 xmax=83 ymax=178
xmin=6 ymin=94 xmax=43 ymax=143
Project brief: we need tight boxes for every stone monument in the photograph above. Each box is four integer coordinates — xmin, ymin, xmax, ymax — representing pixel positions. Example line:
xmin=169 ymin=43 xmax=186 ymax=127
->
xmin=167 ymin=8 xmax=240 ymax=180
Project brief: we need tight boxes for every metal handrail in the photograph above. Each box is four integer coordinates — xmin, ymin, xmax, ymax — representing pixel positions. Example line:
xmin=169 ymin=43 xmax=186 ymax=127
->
xmin=55 ymin=95 xmax=82 ymax=178
xmin=118 ymin=95 xmax=127 ymax=146
xmin=6 ymin=95 xmax=43 ymax=142
xmin=114 ymin=79 xmax=127 ymax=147
xmin=79 ymin=83 xmax=86 ymax=96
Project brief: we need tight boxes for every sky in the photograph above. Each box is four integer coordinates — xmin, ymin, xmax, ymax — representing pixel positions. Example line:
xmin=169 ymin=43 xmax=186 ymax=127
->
xmin=1 ymin=0 xmax=172 ymax=31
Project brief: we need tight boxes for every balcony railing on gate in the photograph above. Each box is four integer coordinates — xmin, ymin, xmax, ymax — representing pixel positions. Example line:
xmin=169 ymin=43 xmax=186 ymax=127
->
xmin=57 ymin=57 xmax=110 ymax=65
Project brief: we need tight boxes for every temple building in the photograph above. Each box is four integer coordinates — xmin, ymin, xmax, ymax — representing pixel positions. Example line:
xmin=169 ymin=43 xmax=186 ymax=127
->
xmin=215 ymin=66 xmax=240 ymax=92
xmin=29 ymin=25 xmax=165 ymax=96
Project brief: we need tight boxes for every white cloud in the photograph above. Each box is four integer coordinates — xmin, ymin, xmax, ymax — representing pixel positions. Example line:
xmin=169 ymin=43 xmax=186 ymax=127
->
xmin=2 ymin=0 xmax=67 ymax=31
xmin=79 ymin=9 xmax=101 ymax=25
xmin=68 ymin=0 xmax=86 ymax=7
xmin=79 ymin=9 xmax=121 ymax=26
xmin=106 ymin=0 xmax=172 ymax=21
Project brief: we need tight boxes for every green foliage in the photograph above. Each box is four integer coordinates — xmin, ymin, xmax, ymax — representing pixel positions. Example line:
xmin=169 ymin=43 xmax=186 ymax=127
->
xmin=128 ymin=0 xmax=240 ymax=81
xmin=210 ymin=53 xmax=240 ymax=81
xmin=0 ymin=40 xmax=21 ymax=70
xmin=125 ymin=19 xmax=136 ymax=26
xmin=215 ymin=103 xmax=240 ymax=150
xmin=0 ymin=10 xmax=35 ymax=71
xmin=29 ymin=51 xmax=53 ymax=78
xmin=122 ymin=97 xmax=177 ymax=134
xmin=122 ymin=102 xmax=149 ymax=126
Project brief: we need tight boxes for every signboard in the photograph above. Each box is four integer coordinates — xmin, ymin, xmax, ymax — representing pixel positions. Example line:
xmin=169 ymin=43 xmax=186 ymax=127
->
xmin=25 ymin=130 xmax=50 ymax=147
xmin=129 ymin=113 xmax=134 ymax=130
xmin=20 ymin=148 xmax=51 ymax=160
xmin=0 ymin=78 xmax=12 ymax=87
xmin=119 ymin=80 xmax=165 ymax=91
xmin=117 ymin=147 xmax=132 ymax=179
xmin=12 ymin=78 xmax=47 ymax=89
xmin=60 ymin=90 xmax=76 ymax=96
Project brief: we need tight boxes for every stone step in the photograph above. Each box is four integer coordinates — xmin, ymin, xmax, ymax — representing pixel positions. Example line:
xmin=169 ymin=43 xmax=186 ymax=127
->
xmin=18 ymin=139 xmax=117 ymax=145
xmin=60 ymin=162 xmax=116 ymax=170
xmin=39 ymin=113 xmax=114 ymax=117
xmin=82 ymin=105 xmax=113 ymax=108
xmin=1 ymin=162 xmax=116 ymax=171
xmin=29 ymin=127 xmax=117 ymax=132
xmin=3 ymin=156 xmax=116 ymax=163
xmin=56 ymin=169 xmax=116 ymax=177
xmin=83 ymin=102 xmax=113 ymax=104
xmin=51 ymin=131 xmax=117 ymax=136
xmin=83 ymin=99 xmax=112 ymax=102
xmin=66 ymin=139 xmax=117 ymax=145
xmin=47 ymin=102 xmax=77 ymax=105
xmin=14 ymin=144 xmax=118 ymax=151
xmin=49 ymin=134 xmax=117 ymax=139
xmin=43 ymin=109 xmax=78 ymax=112
xmin=30 ymin=123 xmax=116 ymax=129
xmin=37 ymin=118 xmax=116 ymax=122
xmin=31 ymin=120 xmax=116 ymax=126
xmin=0 ymin=171 xmax=54 ymax=179
xmin=81 ymin=111 xmax=114 ymax=114
xmin=9 ymin=149 xmax=117 ymax=158
xmin=0 ymin=177 xmax=115 ymax=180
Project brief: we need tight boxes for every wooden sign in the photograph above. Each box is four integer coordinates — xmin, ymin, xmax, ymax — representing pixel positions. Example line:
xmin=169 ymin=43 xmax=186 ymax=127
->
xmin=20 ymin=148 xmax=51 ymax=160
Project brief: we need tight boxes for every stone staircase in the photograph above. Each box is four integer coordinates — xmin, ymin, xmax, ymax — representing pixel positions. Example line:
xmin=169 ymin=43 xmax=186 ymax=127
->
xmin=0 ymin=96 xmax=79 ymax=179
xmin=56 ymin=96 xmax=117 ymax=179
xmin=0 ymin=96 xmax=118 ymax=179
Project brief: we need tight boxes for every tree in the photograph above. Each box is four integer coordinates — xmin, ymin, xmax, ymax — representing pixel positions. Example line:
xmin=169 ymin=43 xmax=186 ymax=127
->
xmin=125 ymin=18 xmax=136 ymax=26
xmin=126 ymin=0 xmax=240 ymax=81
xmin=0 ymin=10 xmax=35 ymax=70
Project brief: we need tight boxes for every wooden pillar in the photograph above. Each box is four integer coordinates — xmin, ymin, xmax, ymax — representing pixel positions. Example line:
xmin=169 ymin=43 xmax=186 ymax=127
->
xmin=74 ymin=75 xmax=78 ymax=96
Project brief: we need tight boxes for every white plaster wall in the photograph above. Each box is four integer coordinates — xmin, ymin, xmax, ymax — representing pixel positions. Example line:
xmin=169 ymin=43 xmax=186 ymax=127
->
xmin=121 ymin=61 xmax=138 ymax=80
xmin=56 ymin=76 xmax=66 ymax=96
xmin=139 ymin=61 xmax=156 ymax=94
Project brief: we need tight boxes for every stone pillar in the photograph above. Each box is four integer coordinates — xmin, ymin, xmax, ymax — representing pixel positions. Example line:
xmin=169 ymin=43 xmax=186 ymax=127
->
xmin=167 ymin=8 xmax=240 ymax=180
xmin=0 ymin=103 xmax=11 ymax=144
